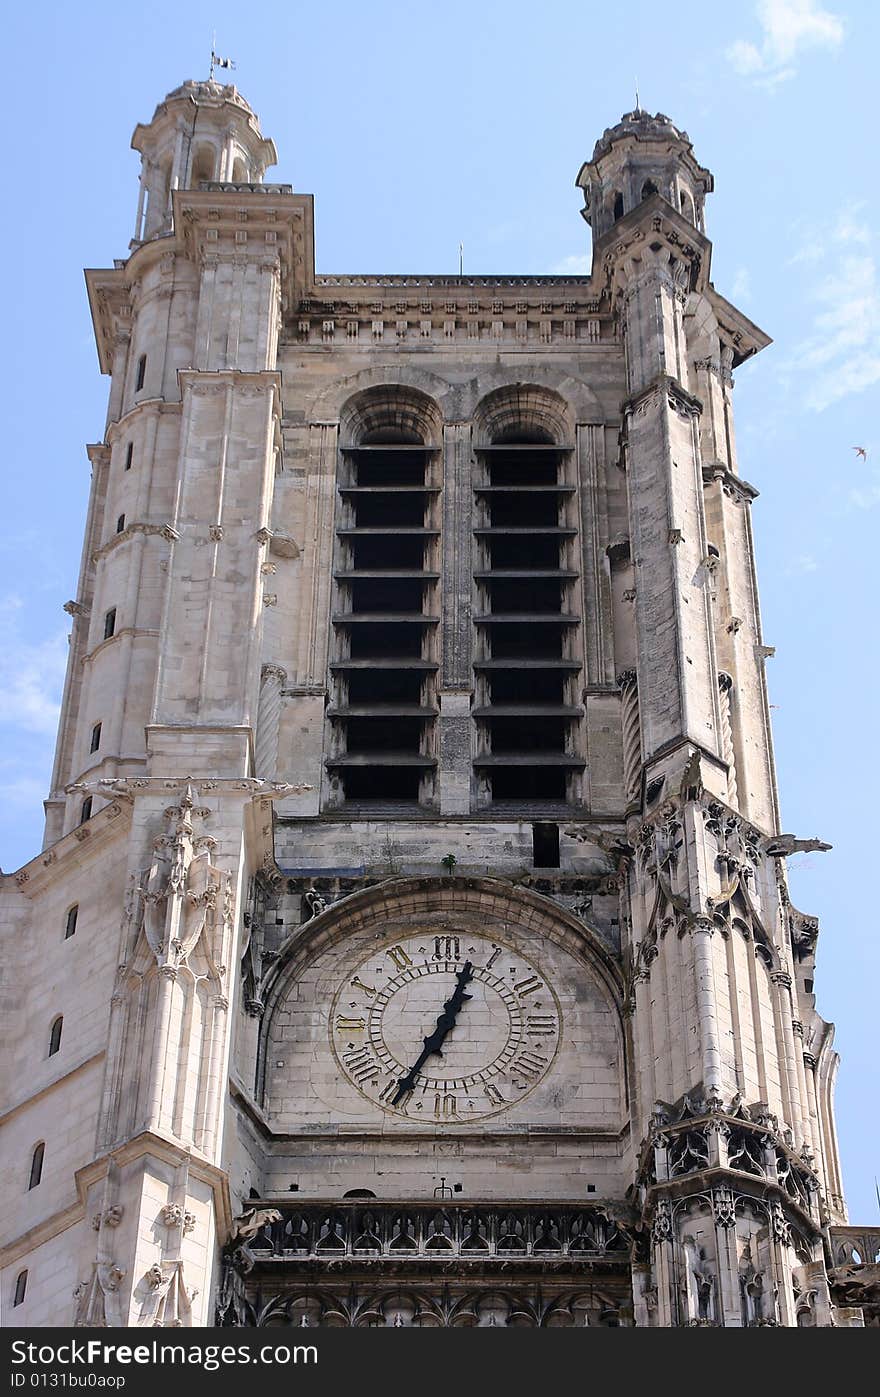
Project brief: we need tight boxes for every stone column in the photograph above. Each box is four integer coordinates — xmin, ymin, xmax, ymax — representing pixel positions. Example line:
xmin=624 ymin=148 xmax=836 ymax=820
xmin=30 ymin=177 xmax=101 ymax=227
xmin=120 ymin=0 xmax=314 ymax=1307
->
xmin=255 ymin=664 xmax=287 ymax=777
xmin=717 ymin=671 xmax=738 ymax=808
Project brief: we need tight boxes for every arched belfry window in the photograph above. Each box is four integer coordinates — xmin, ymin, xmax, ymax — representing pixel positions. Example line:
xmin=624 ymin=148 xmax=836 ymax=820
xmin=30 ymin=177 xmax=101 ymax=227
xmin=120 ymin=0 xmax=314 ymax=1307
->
xmin=328 ymin=387 xmax=442 ymax=809
xmin=472 ymin=386 xmax=585 ymax=808
xmin=641 ymin=179 xmax=659 ymax=200
xmin=190 ymin=144 xmax=216 ymax=187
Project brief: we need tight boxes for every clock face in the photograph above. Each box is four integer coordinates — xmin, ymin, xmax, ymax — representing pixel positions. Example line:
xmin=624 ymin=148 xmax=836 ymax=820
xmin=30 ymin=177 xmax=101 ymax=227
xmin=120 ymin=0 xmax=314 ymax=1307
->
xmin=330 ymin=932 xmax=561 ymax=1122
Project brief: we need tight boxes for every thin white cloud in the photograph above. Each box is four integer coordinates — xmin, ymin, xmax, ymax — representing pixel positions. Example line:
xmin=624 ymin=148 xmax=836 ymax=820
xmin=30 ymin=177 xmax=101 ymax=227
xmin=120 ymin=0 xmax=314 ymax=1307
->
xmin=785 ymin=207 xmax=880 ymax=413
xmin=550 ymin=253 xmax=589 ymax=276
xmin=0 ymin=598 xmax=67 ymax=738
xmin=848 ymin=473 xmax=880 ymax=511
xmin=731 ymin=267 xmax=752 ymax=302
xmin=784 ymin=553 xmax=819 ymax=574
xmin=726 ymin=0 xmax=844 ymax=86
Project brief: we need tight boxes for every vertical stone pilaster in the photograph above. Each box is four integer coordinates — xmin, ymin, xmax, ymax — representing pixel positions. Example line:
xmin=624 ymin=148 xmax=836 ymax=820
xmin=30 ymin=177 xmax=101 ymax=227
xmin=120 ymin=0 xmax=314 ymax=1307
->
xmin=650 ymin=1199 xmax=676 ymax=1327
xmin=440 ymin=421 xmax=472 ymax=814
xmin=255 ymin=664 xmax=287 ymax=778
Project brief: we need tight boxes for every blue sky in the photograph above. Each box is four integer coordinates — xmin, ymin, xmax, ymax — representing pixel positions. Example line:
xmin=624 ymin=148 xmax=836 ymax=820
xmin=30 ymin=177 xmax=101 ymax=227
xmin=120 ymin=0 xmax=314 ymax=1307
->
xmin=2 ymin=2 xmax=877 ymax=1222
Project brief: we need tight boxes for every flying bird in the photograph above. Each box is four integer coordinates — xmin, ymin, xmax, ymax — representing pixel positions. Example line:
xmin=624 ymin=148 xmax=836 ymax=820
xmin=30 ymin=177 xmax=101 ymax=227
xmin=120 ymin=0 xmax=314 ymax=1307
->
xmin=853 ymin=446 xmax=868 ymax=460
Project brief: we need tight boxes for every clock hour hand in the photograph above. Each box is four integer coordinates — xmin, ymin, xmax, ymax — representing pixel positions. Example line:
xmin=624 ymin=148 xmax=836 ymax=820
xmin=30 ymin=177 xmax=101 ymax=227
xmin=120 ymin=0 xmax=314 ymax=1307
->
xmin=391 ymin=961 xmax=474 ymax=1105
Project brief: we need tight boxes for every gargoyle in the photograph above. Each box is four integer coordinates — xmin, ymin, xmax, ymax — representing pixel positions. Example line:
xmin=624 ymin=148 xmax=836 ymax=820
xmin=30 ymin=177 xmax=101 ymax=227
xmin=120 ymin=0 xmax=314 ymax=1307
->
xmin=763 ymin=835 xmax=832 ymax=858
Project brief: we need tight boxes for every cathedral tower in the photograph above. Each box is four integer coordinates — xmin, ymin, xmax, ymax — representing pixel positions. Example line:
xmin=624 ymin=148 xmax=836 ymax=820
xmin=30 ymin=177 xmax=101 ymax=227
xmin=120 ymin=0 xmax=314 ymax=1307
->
xmin=1 ymin=88 xmax=875 ymax=1329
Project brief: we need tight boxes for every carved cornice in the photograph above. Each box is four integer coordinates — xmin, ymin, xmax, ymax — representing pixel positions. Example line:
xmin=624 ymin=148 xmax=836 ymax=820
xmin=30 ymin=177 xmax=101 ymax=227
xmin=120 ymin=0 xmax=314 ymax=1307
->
xmin=2 ymin=795 xmax=131 ymax=897
xmin=702 ymin=463 xmax=759 ymax=503
xmin=622 ymin=374 xmax=703 ymax=421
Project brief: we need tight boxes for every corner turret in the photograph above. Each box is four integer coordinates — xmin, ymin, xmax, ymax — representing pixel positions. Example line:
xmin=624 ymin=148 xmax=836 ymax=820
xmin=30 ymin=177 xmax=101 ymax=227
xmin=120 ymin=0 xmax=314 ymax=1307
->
xmin=130 ymin=78 xmax=279 ymax=241
xmin=576 ymin=108 xmax=713 ymax=240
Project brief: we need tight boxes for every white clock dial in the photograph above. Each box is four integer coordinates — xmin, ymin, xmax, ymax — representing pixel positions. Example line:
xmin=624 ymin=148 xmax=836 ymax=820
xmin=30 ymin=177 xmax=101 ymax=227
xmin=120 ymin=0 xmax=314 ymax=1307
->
xmin=330 ymin=933 xmax=561 ymax=1122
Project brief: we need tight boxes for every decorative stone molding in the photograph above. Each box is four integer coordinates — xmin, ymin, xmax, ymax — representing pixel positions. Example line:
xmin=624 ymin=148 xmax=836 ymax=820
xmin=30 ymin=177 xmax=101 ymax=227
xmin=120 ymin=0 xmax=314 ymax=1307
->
xmin=161 ymin=1203 xmax=196 ymax=1233
xmin=92 ymin=1205 xmax=124 ymax=1230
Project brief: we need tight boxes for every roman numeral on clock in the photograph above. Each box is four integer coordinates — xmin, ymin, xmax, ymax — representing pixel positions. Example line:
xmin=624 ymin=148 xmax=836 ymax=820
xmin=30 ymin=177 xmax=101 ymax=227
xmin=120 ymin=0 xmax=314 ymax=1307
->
xmin=386 ymin=944 xmax=412 ymax=970
xmin=341 ymin=1045 xmax=379 ymax=1084
xmin=433 ymin=935 xmax=460 ymax=960
xmin=335 ymin=1015 xmax=365 ymax=1032
xmin=484 ymin=1082 xmax=506 ymax=1106
xmin=526 ymin=1014 xmax=556 ymax=1037
xmin=378 ymin=1079 xmax=405 ymax=1106
xmin=513 ymin=975 xmax=543 ymax=997
xmin=511 ymin=1049 xmax=548 ymax=1083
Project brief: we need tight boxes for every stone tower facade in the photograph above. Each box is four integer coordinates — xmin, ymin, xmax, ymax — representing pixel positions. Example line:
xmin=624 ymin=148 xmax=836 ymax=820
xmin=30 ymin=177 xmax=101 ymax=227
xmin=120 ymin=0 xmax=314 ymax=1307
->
xmin=2 ymin=84 xmax=876 ymax=1329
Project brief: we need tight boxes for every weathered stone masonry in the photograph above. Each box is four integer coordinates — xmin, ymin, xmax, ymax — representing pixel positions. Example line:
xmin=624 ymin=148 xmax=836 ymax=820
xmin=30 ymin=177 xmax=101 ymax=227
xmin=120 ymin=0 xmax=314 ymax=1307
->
xmin=1 ymin=83 xmax=876 ymax=1328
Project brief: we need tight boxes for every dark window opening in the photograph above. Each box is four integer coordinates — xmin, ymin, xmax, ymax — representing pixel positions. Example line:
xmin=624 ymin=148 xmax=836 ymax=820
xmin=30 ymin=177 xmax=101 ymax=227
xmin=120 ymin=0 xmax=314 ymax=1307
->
xmin=487 ymin=577 xmax=561 ymax=613
xmin=490 ymin=627 xmax=563 ymax=659
xmin=342 ymin=766 xmax=422 ymax=801
xmin=345 ymin=717 xmax=424 ymax=753
xmin=348 ymin=622 xmax=424 ymax=659
xmin=354 ymin=451 xmax=428 ymax=486
xmin=64 ymin=905 xmax=78 ymax=939
xmin=349 ymin=578 xmax=426 ymax=613
xmin=13 ymin=1271 xmax=27 ymax=1307
xmin=488 ymin=452 xmax=559 ymax=486
xmin=48 ymin=1016 xmax=63 ymax=1057
xmin=613 ymin=192 xmax=624 ymax=219
xmin=474 ymin=433 xmax=581 ymax=804
xmin=116 ymin=514 xmax=126 ymax=533
xmin=80 ymin=797 xmax=92 ymax=824
xmin=641 ymin=180 xmax=659 ymax=199
xmin=532 ymin=822 xmax=560 ymax=867
xmin=343 ymin=1189 xmax=377 ymax=1198
xmin=489 ymin=669 xmax=564 ymax=704
xmin=103 ymin=608 xmax=116 ymax=640
xmin=124 ymin=443 xmax=133 ymax=471
xmin=90 ymin=722 xmax=102 ymax=753
xmin=333 ymin=431 xmax=436 ymax=807
xmin=352 ymin=493 xmax=425 ymax=527
xmin=346 ymin=669 xmax=424 ymax=705
xmin=488 ymin=718 xmax=568 ymax=752
xmin=490 ymin=767 xmax=567 ymax=801
xmin=489 ymin=494 xmax=559 ymax=528
xmin=351 ymin=535 xmax=425 ymax=570
xmin=489 ymin=535 xmax=560 ymax=569
xmin=135 ymin=354 xmax=146 ymax=392
xmin=28 ymin=1142 xmax=44 ymax=1190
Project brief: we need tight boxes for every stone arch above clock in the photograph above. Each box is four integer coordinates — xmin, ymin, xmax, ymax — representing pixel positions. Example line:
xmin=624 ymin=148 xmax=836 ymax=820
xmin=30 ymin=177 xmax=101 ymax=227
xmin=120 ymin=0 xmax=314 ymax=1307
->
xmin=258 ymin=877 xmax=627 ymax=1135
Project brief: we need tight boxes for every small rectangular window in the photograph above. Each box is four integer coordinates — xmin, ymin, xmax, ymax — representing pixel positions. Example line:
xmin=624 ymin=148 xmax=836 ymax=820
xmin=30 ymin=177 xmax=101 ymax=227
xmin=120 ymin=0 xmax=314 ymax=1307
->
xmin=532 ymin=822 xmax=560 ymax=868
xmin=124 ymin=443 xmax=133 ymax=471
xmin=64 ymin=905 xmax=78 ymax=939
xmin=13 ymin=1270 xmax=27 ymax=1306
xmin=135 ymin=355 xmax=146 ymax=392
xmin=80 ymin=797 xmax=92 ymax=824
xmin=103 ymin=608 xmax=116 ymax=640
xmin=116 ymin=514 xmax=125 ymax=533
xmin=90 ymin=722 xmax=102 ymax=753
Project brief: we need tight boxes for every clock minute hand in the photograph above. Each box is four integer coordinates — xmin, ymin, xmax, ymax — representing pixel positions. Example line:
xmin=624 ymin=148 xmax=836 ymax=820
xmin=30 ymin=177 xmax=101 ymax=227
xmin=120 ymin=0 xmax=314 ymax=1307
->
xmin=391 ymin=962 xmax=474 ymax=1105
